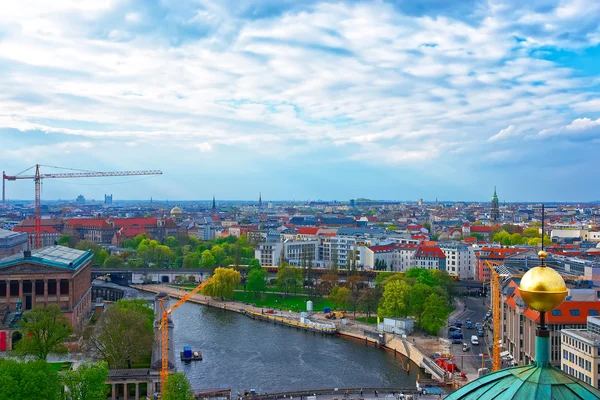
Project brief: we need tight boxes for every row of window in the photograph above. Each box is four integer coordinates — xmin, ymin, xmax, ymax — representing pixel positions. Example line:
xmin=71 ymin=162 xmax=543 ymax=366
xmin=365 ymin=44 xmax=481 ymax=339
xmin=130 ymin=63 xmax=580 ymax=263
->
xmin=562 ymin=365 xmax=595 ymax=386
xmin=563 ymin=350 xmax=593 ymax=371
xmin=563 ymin=335 xmax=598 ymax=355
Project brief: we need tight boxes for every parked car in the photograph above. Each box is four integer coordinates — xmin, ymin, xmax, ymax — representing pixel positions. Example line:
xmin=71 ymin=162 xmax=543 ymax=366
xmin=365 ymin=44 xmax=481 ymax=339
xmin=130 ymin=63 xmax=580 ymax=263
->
xmin=449 ymin=332 xmax=464 ymax=340
xmin=462 ymin=343 xmax=470 ymax=352
xmin=451 ymin=338 xmax=462 ymax=344
xmin=466 ymin=320 xmax=473 ymax=329
xmin=455 ymin=320 xmax=463 ymax=327
xmin=478 ymin=329 xmax=484 ymax=338
xmin=471 ymin=335 xmax=479 ymax=345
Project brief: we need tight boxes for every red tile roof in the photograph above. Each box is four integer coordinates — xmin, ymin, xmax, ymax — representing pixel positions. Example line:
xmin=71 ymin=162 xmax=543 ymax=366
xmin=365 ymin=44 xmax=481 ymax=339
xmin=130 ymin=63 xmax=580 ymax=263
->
xmin=414 ymin=246 xmax=446 ymax=258
xmin=297 ymin=227 xmax=320 ymax=235
xmin=66 ymin=219 xmax=112 ymax=230
xmin=17 ymin=218 xmax=63 ymax=227
xmin=117 ymin=226 xmax=147 ymax=238
xmin=469 ymin=225 xmax=492 ymax=233
xmin=113 ymin=218 xmax=158 ymax=227
xmin=523 ymin=301 xmax=595 ymax=324
xmin=477 ymin=247 xmax=525 ymax=259
xmin=14 ymin=226 xmax=59 ymax=234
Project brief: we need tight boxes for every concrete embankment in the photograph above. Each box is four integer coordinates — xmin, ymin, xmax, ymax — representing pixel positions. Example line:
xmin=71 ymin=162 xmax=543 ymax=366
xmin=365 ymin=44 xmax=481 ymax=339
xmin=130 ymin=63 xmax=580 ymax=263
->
xmin=133 ymin=284 xmax=335 ymax=335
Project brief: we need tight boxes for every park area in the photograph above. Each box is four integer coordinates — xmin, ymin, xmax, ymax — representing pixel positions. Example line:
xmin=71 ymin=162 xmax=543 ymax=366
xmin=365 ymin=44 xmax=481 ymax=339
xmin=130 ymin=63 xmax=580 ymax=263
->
xmin=233 ymin=291 xmax=332 ymax=312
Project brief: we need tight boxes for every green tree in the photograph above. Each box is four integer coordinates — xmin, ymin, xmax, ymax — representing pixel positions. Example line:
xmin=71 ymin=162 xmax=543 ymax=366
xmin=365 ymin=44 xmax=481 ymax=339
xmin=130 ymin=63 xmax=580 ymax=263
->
xmin=408 ymin=283 xmax=433 ymax=325
xmin=423 ymin=222 xmax=432 ymax=232
xmin=103 ymin=255 xmax=124 ymax=269
xmin=246 ymin=268 xmax=266 ymax=298
xmin=210 ymin=245 xmax=226 ymax=265
xmin=164 ymin=236 xmax=179 ymax=249
xmin=378 ymin=279 xmax=409 ymax=318
xmin=0 ymin=359 xmax=62 ymax=400
xmin=114 ymin=299 xmax=154 ymax=330
xmin=202 ymin=268 xmax=241 ymax=299
xmin=61 ymin=362 xmax=109 ymax=400
xmin=523 ymin=227 xmax=540 ymax=238
xmin=182 ymin=253 xmax=200 ymax=269
xmin=58 ymin=235 xmax=73 ymax=247
xmin=329 ymin=286 xmax=351 ymax=310
xmin=470 ymin=233 xmax=484 ymax=241
xmin=14 ymin=305 xmax=72 ymax=360
xmin=248 ymin=258 xmax=262 ymax=270
xmin=386 ymin=224 xmax=398 ymax=231
xmin=222 ymin=256 xmax=234 ymax=267
xmin=358 ymin=287 xmax=380 ymax=321
xmin=421 ymin=293 xmax=448 ymax=335
xmin=94 ymin=249 xmax=109 ymax=266
xmin=83 ymin=306 xmax=154 ymax=368
xmin=276 ymin=264 xmax=302 ymax=295
xmin=75 ymin=240 xmax=102 ymax=253
xmin=201 ymin=250 xmax=217 ymax=269
xmin=162 ymin=372 xmax=194 ymax=400
xmin=501 ymin=224 xmax=522 ymax=235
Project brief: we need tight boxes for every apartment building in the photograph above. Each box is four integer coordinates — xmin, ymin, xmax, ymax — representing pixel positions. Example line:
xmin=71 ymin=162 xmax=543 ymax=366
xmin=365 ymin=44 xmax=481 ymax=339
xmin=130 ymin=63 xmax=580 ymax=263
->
xmin=561 ymin=316 xmax=600 ymax=388
xmin=502 ymin=279 xmax=592 ymax=365
xmin=254 ymin=240 xmax=319 ymax=267
xmin=439 ymin=242 xmax=472 ymax=279
xmin=362 ymin=243 xmax=417 ymax=271
xmin=413 ymin=246 xmax=446 ymax=271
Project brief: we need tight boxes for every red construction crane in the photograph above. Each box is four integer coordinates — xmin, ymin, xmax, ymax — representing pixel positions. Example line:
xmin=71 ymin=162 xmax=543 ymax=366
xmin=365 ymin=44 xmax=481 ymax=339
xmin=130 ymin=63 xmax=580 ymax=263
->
xmin=2 ymin=164 xmax=162 ymax=248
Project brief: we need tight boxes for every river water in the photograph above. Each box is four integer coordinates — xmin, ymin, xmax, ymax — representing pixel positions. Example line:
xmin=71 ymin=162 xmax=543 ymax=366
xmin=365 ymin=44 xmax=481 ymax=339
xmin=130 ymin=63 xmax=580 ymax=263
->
xmin=167 ymin=301 xmax=422 ymax=394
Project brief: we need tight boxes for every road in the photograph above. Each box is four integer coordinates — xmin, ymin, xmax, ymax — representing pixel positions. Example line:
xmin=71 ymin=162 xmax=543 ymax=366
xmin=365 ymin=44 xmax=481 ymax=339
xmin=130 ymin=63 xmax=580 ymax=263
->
xmin=447 ymin=295 xmax=493 ymax=374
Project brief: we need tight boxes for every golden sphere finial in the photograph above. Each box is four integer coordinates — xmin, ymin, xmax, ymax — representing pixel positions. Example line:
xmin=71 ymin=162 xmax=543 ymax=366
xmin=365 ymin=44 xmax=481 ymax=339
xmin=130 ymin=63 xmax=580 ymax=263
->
xmin=519 ymin=267 xmax=567 ymax=312
xmin=538 ymin=250 xmax=548 ymax=260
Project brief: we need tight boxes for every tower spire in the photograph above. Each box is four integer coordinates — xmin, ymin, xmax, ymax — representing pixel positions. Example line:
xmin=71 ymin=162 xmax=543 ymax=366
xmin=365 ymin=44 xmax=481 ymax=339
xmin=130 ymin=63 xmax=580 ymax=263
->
xmin=259 ymin=192 xmax=262 ymax=208
xmin=212 ymin=195 xmax=216 ymax=212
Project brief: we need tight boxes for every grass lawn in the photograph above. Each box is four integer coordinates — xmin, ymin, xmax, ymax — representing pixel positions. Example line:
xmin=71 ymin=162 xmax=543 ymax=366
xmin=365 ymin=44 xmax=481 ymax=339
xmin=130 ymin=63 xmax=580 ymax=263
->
xmin=48 ymin=362 xmax=73 ymax=372
xmin=355 ymin=316 xmax=378 ymax=324
xmin=233 ymin=291 xmax=332 ymax=312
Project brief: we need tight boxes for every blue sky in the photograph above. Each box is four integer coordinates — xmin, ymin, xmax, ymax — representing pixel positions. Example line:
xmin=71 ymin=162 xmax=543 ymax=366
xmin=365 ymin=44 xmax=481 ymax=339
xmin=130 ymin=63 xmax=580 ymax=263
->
xmin=0 ymin=0 xmax=599 ymax=202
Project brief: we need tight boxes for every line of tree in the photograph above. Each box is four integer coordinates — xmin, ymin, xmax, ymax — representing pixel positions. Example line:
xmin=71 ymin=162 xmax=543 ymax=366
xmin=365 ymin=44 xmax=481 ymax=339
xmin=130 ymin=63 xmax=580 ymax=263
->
xmin=492 ymin=226 xmax=551 ymax=246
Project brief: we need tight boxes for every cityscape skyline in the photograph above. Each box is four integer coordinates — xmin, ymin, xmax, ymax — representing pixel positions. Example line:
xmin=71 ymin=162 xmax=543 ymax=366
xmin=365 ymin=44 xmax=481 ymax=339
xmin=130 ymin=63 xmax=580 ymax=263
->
xmin=1 ymin=0 xmax=600 ymax=201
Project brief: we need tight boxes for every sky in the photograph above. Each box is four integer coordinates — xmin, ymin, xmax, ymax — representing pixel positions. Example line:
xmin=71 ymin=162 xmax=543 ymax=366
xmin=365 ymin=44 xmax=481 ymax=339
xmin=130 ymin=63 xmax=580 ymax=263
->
xmin=0 ymin=0 xmax=599 ymax=202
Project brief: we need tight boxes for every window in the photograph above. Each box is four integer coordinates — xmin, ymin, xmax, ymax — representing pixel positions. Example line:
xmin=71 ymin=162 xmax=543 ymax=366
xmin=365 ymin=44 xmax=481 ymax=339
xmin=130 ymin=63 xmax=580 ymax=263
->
xmin=570 ymin=309 xmax=581 ymax=316
xmin=589 ymin=309 xmax=599 ymax=316
xmin=552 ymin=310 xmax=562 ymax=316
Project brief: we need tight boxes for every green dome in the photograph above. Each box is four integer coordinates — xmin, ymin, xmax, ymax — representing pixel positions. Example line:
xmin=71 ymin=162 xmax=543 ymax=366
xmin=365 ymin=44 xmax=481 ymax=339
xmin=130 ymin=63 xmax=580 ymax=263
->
xmin=445 ymin=363 xmax=600 ymax=399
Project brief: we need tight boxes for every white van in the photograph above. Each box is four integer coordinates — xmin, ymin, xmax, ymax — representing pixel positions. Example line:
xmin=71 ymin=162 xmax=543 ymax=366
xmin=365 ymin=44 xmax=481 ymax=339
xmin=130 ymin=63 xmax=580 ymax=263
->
xmin=471 ymin=335 xmax=479 ymax=345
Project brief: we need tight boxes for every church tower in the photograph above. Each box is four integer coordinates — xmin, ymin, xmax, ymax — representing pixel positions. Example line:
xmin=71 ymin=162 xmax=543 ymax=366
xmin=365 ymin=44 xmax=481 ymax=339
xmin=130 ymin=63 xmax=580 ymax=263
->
xmin=259 ymin=192 xmax=262 ymax=208
xmin=491 ymin=186 xmax=500 ymax=222
xmin=212 ymin=195 xmax=216 ymax=214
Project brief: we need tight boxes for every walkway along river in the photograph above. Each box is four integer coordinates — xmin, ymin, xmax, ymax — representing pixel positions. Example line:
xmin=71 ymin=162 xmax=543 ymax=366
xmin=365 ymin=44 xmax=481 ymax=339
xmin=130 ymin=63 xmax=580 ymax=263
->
xmin=169 ymin=301 xmax=422 ymax=394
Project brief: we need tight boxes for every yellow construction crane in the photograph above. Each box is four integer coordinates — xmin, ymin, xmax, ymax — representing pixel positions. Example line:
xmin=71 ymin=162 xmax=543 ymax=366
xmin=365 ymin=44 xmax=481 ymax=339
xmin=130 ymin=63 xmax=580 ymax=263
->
xmin=158 ymin=279 xmax=211 ymax=397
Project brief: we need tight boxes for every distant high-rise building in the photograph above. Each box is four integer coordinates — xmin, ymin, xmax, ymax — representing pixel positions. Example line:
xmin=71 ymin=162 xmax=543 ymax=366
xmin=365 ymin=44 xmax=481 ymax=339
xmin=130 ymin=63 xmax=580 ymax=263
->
xmin=259 ymin=192 xmax=262 ymax=208
xmin=491 ymin=186 xmax=500 ymax=222
xmin=350 ymin=199 xmax=355 ymax=207
xmin=212 ymin=195 xmax=216 ymax=214
xmin=418 ymin=198 xmax=423 ymax=206
xmin=104 ymin=194 xmax=113 ymax=205
xmin=76 ymin=195 xmax=86 ymax=204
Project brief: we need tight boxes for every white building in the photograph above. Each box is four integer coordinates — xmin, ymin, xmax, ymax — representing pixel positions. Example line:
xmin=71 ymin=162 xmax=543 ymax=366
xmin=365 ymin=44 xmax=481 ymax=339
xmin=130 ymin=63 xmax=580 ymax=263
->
xmin=254 ymin=240 xmax=320 ymax=267
xmin=439 ymin=243 xmax=472 ymax=279
xmin=362 ymin=243 xmax=417 ymax=271
xmin=560 ymin=316 xmax=600 ymax=388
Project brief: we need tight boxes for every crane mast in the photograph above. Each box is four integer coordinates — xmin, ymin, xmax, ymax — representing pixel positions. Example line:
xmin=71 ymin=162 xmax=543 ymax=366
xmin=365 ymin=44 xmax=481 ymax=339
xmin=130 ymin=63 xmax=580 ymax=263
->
xmin=158 ymin=279 xmax=211 ymax=397
xmin=2 ymin=164 xmax=162 ymax=248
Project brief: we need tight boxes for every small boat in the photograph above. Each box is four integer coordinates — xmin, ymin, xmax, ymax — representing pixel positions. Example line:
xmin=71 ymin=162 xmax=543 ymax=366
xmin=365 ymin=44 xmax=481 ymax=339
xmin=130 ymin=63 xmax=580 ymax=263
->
xmin=180 ymin=346 xmax=203 ymax=361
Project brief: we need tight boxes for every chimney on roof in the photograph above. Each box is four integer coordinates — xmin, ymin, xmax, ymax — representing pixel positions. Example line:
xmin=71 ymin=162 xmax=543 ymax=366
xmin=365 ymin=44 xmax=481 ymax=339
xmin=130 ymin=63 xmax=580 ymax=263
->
xmin=23 ymin=249 xmax=31 ymax=259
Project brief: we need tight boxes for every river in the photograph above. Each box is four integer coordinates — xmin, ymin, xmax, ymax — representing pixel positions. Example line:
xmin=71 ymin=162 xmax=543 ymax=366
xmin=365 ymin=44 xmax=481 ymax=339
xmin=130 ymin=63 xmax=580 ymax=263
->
xmin=167 ymin=301 xmax=422 ymax=394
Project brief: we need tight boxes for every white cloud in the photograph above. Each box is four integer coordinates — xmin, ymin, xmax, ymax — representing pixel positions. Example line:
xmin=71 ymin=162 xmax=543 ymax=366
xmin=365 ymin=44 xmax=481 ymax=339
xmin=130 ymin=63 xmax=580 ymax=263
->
xmin=488 ymin=125 xmax=517 ymax=142
xmin=0 ymin=0 xmax=598 ymax=176
xmin=566 ymin=117 xmax=600 ymax=131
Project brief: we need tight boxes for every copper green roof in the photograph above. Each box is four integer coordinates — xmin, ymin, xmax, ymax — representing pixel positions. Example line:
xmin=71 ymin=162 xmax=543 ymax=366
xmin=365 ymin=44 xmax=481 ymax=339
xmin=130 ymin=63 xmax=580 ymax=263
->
xmin=446 ymin=363 xmax=600 ymax=399
xmin=0 ymin=245 xmax=92 ymax=270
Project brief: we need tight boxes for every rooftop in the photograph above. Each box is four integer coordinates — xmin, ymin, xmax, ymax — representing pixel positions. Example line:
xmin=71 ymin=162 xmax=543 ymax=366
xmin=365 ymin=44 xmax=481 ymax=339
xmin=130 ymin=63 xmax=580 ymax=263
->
xmin=0 ymin=229 xmax=26 ymax=240
xmin=561 ymin=329 xmax=600 ymax=346
xmin=0 ymin=245 xmax=92 ymax=270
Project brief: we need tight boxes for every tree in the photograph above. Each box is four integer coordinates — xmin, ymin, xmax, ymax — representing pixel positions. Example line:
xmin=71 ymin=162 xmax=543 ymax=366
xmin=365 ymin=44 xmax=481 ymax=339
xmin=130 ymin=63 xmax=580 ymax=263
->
xmin=501 ymin=224 xmax=522 ymax=235
xmin=0 ymin=359 xmax=62 ymax=400
xmin=58 ymin=235 xmax=73 ymax=247
xmin=408 ymin=283 xmax=433 ymax=326
xmin=103 ymin=255 xmax=124 ymax=269
xmin=329 ymin=286 xmax=351 ymax=310
xmin=164 ymin=236 xmax=180 ymax=249
xmin=201 ymin=250 xmax=216 ymax=269
xmin=94 ymin=249 xmax=109 ymax=266
xmin=423 ymin=222 xmax=432 ymax=232
xmin=61 ymin=362 xmax=109 ymax=400
xmin=14 ymin=305 xmax=72 ymax=360
xmin=358 ymin=287 xmax=380 ymax=321
xmin=202 ymin=268 xmax=241 ymax=299
xmin=114 ymin=299 xmax=154 ymax=330
xmin=378 ymin=279 xmax=409 ymax=318
xmin=182 ymin=253 xmax=200 ymax=269
xmin=276 ymin=264 xmax=302 ymax=295
xmin=421 ymin=293 xmax=448 ymax=335
xmin=210 ymin=245 xmax=226 ymax=265
xmin=75 ymin=241 xmax=102 ymax=253
xmin=84 ymin=306 xmax=154 ymax=368
xmin=523 ymin=227 xmax=540 ymax=238
xmin=246 ymin=268 xmax=266 ymax=298
xmin=162 ymin=372 xmax=194 ymax=400
xmin=248 ymin=258 xmax=262 ymax=270
xmin=469 ymin=233 xmax=484 ymax=241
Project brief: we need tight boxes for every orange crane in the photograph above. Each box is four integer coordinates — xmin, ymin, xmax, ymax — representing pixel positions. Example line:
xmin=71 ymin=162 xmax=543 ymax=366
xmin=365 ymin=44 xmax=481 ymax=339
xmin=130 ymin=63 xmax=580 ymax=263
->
xmin=158 ymin=279 xmax=211 ymax=397
xmin=2 ymin=164 xmax=162 ymax=248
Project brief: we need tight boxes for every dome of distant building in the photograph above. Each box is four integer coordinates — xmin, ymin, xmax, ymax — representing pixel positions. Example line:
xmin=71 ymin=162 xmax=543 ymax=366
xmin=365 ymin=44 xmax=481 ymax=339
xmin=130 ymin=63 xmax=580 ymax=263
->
xmin=170 ymin=206 xmax=183 ymax=215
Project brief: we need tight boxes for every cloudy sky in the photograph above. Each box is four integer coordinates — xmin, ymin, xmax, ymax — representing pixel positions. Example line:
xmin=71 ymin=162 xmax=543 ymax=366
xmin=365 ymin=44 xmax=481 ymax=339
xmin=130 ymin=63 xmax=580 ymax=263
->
xmin=1 ymin=0 xmax=599 ymax=202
